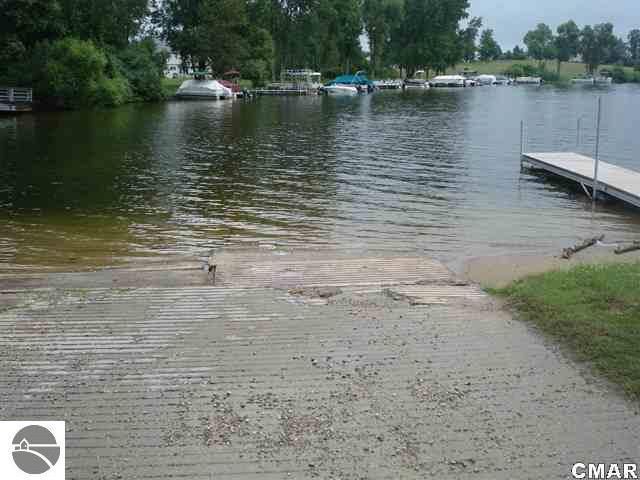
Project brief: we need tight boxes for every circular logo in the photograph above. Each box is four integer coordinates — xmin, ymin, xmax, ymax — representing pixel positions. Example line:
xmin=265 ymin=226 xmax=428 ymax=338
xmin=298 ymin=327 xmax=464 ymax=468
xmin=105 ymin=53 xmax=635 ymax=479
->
xmin=11 ymin=425 xmax=61 ymax=474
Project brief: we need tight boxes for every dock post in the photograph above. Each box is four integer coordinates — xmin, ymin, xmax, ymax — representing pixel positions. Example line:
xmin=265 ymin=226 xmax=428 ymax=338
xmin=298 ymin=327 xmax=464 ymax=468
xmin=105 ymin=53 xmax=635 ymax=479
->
xmin=576 ymin=117 xmax=582 ymax=149
xmin=520 ymin=120 xmax=524 ymax=168
xmin=593 ymin=97 xmax=602 ymax=204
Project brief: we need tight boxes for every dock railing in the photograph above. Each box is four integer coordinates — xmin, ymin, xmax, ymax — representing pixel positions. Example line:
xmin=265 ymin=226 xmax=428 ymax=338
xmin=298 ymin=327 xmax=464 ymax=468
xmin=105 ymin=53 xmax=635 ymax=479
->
xmin=0 ymin=87 xmax=33 ymax=103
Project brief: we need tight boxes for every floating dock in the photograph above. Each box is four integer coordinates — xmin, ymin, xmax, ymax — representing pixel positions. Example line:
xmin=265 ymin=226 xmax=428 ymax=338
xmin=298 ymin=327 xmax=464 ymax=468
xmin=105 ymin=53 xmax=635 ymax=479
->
xmin=522 ymin=152 xmax=640 ymax=208
xmin=0 ymin=87 xmax=33 ymax=112
xmin=253 ymin=88 xmax=318 ymax=96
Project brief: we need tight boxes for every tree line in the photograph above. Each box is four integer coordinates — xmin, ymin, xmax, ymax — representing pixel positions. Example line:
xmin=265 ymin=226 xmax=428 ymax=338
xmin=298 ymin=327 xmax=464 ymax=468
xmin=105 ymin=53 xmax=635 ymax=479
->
xmin=3 ymin=0 xmax=639 ymax=109
xmin=462 ymin=19 xmax=640 ymax=78
xmin=1 ymin=0 xmax=483 ymax=107
xmin=159 ymin=0 xmax=475 ymax=80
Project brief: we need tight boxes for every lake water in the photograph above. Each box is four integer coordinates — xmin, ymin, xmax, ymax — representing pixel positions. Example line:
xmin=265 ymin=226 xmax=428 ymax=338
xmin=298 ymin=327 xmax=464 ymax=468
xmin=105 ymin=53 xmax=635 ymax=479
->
xmin=1 ymin=84 xmax=640 ymax=272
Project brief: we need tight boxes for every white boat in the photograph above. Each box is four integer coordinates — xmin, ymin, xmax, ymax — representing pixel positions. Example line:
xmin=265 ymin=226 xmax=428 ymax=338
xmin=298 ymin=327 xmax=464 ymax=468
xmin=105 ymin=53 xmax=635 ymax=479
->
xmin=403 ymin=70 xmax=430 ymax=89
xmin=323 ymin=84 xmax=359 ymax=96
xmin=571 ymin=76 xmax=595 ymax=85
xmin=430 ymin=75 xmax=465 ymax=87
xmin=374 ymin=79 xmax=403 ymax=90
xmin=176 ymin=79 xmax=233 ymax=99
xmin=464 ymin=79 xmax=477 ymax=87
xmin=493 ymin=75 xmax=512 ymax=85
xmin=475 ymin=74 xmax=497 ymax=86
xmin=515 ymin=76 xmax=542 ymax=85
xmin=595 ymin=76 xmax=613 ymax=85
xmin=404 ymin=79 xmax=430 ymax=89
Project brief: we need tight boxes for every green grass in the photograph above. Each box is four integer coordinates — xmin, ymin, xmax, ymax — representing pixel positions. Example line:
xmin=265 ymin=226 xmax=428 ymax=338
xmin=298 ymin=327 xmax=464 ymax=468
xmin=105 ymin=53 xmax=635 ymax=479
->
xmin=447 ymin=60 xmax=636 ymax=82
xmin=492 ymin=263 xmax=640 ymax=397
xmin=161 ymin=77 xmax=183 ymax=97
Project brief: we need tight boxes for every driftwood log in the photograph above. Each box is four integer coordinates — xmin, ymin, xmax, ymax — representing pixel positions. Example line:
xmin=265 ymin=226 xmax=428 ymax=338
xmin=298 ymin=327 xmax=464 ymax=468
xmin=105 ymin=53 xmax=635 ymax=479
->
xmin=561 ymin=235 xmax=605 ymax=260
xmin=615 ymin=242 xmax=640 ymax=255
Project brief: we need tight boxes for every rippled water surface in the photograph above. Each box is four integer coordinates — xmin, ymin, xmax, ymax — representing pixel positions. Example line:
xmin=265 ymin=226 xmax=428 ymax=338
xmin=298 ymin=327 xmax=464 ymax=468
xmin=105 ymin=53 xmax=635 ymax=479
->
xmin=1 ymin=85 xmax=640 ymax=271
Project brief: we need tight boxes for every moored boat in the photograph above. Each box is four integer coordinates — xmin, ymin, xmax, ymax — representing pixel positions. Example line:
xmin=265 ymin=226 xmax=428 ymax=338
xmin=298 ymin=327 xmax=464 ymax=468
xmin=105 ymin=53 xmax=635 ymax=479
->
xmin=430 ymin=75 xmax=465 ymax=87
xmin=176 ymin=74 xmax=234 ymax=99
xmin=403 ymin=70 xmax=430 ymax=89
xmin=374 ymin=79 xmax=403 ymax=90
xmin=323 ymin=84 xmax=359 ymax=96
xmin=493 ymin=75 xmax=512 ymax=85
xmin=571 ymin=75 xmax=595 ymax=85
xmin=515 ymin=76 xmax=542 ymax=85
xmin=323 ymin=71 xmax=375 ymax=95
xmin=475 ymin=74 xmax=497 ymax=86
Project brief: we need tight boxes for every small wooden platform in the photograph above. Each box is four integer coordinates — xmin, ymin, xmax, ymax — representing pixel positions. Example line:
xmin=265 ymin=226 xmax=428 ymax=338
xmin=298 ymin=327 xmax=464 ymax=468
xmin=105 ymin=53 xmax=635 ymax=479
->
xmin=522 ymin=152 xmax=640 ymax=208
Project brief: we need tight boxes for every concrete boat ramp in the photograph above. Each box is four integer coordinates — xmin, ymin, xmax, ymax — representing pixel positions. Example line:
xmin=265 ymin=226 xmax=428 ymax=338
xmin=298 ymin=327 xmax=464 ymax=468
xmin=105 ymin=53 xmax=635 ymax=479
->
xmin=1 ymin=250 xmax=639 ymax=479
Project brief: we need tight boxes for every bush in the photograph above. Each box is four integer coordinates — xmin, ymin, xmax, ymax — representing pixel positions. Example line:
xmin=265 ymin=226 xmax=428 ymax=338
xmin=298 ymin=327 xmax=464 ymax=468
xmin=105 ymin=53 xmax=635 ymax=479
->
xmin=241 ymin=59 xmax=271 ymax=87
xmin=116 ymin=39 xmax=167 ymax=101
xmin=502 ymin=62 xmax=558 ymax=82
xmin=33 ymin=38 xmax=131 ymax=108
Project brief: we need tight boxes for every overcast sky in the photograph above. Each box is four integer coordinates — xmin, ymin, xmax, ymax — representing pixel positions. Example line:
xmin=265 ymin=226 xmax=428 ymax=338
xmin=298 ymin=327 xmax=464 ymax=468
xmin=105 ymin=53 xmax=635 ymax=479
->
xmin=468 ymin=0 xmax=639 ymax=50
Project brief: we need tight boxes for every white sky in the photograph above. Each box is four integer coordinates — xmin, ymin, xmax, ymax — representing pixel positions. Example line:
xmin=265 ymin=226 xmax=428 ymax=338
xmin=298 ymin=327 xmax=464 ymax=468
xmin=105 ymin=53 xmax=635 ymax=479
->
xmin=468 ymin=0 xmax=639 ymax=50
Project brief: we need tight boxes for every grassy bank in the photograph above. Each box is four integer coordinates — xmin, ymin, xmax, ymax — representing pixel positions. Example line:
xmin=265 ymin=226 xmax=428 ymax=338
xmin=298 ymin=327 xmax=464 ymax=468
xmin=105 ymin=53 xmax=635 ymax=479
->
xmin=447 ymin=60 xmax=638 ymax=82
xmin=492 ymin=263 xmax=640 ymax=397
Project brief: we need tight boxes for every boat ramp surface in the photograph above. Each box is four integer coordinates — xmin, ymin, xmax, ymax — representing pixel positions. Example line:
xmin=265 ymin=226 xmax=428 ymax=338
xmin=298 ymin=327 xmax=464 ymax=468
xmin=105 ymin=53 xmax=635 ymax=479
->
xmin=1 ymin=250 xmax=638 ymax=478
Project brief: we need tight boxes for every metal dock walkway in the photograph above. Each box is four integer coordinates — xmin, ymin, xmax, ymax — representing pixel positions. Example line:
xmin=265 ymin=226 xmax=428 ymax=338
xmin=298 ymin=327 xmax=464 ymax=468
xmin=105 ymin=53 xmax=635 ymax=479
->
xmin=522 ymin=152 xmax=640 ymax=208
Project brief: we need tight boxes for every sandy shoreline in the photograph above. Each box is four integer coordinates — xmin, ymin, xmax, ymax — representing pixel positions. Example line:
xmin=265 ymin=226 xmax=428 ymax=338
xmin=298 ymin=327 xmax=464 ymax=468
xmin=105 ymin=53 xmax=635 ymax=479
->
xmin=454 ymin=243 xmax=640 ymax=289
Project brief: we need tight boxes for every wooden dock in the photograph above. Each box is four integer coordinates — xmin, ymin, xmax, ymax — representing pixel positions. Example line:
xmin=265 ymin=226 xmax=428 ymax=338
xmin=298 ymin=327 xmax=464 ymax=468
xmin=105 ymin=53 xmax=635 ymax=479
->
xmin=0 ymin=87 xmax=33 ymax=112
xmin=522 ymin=152 xmax=640 ymax=208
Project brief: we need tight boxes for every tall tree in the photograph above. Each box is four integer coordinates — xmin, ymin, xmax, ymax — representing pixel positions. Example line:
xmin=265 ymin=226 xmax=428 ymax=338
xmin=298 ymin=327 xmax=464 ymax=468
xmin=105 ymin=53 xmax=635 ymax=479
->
xmin=580 ymin=23 xmax=616 ymax=74
xmin=555 ymin=20 xmax=580 ymax=75
xmin=460 ymin=16 xmax=482 ymax=62
xmin=363 ymin=0 xmax=402 ymax=76
xmin=0 ymin=0 xmax=65 ymax=76
xmin=163 ymin=0 xmax=249 ymax=73
xmin=397 ymin=0 xmax=470 ymax=76
xmin=629 ymin=29 xmax=640 ymax=65
xmin=512 ymin=45 xmax=526 ymax=60
xmin=478 ymin=28 xmax=501 ymax=61
xmin=579 ymin=25 xmax=598 ymax=74
xmin=60 ymin=0 xmax=149 ymax=48
xmin=524 ymin=23 xmax=555 ymax=64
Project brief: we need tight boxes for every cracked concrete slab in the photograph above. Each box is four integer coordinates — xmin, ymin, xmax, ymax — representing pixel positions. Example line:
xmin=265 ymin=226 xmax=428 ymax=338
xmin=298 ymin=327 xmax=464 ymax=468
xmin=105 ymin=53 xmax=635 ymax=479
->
xmin=1 ymin=252 xmax=638 ymax=479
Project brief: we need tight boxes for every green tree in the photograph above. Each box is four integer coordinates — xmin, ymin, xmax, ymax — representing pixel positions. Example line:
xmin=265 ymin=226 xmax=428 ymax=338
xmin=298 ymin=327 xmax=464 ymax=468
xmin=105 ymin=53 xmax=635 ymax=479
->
xmin=34 ymin=37 xmax=130 ymax=108
xmin=512 ymin=45 xmax=527 ymax=60
xmin=555 ymin=20 xmax=580 ymax=75
xmin=580 ymin=23 xmax=616 ymax=74
xmin=363 ymin=0 xmax=403 ymax=76
xmin=59 ymin=0 xmax=149 ymax=49
xmin=524 ymin=23 xmax=555 ymax=64
xmin=629 ymin=29 xmax=640 ymax=65
xmin=478 ymin=28 xmax=501 ymax=61
xmin=0 ymin=0 xmax=65 ymax=79
xmin=163 ymin=0 xmax=249 ymax=74
xmin=460 ymin=16 xmax=482 ymax=62
xmin=397 ymin=0 xmax=471 ymax=76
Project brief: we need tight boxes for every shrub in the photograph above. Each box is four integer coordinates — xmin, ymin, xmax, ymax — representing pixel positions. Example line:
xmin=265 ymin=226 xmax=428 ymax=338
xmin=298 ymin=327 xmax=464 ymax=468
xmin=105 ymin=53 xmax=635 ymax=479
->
xmin=116 ymin=39 xmax=167 ymax=101
xmin=33 ymin=37 xmax=131 ymax=108
xmin=241 ymin=59 xmax=271 ymax=86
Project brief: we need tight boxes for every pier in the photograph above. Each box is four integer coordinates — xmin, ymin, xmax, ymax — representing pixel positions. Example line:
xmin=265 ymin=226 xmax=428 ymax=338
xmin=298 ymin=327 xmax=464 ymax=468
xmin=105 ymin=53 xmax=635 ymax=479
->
xmin=0 ymin=87 xmax=33 ymax=112
xmin=521 ymin=152 xmax=640 ymax=208
xmin=521 ymin=97 xmax=640 ymax=209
